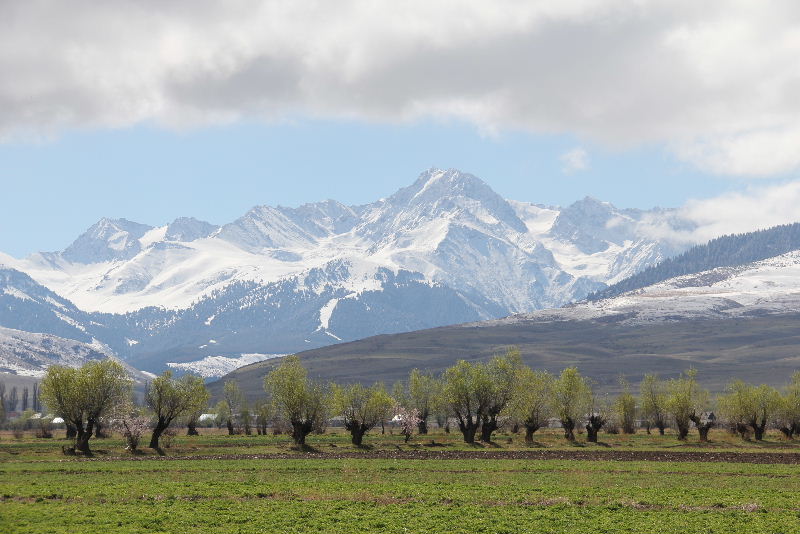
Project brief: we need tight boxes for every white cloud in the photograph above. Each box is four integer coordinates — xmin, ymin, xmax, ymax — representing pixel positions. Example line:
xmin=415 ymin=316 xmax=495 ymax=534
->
xmin=560 ymin=147 xmax=589 ymax=174
xmin=2 ymin=1 xmax=800 ymax=176
xmin=641 ymin=181 xmax=800 ymax=244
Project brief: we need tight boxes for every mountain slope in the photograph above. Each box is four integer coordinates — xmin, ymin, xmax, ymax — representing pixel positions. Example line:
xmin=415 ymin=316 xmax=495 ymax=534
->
xmin=0 ymin=168 xmax=700 ymax=375
xmin=216 ymin=247 xmax=800 ymax=397
xmin=589 ymin=223 xmax=800 ymax=301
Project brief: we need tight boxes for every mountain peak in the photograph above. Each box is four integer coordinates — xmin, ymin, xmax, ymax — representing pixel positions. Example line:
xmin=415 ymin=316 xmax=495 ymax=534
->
xmin=62 ymin=217 xmax=153 ymax=264
xmin=165 ymin=217 xmax=219 ymax=242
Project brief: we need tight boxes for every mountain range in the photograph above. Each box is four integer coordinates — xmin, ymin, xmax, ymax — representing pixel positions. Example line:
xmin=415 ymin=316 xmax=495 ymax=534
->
xmin=0 ymin=168 xmax=762 ymax=378
xmin=217 ymin=236 xmax=800 ymax=396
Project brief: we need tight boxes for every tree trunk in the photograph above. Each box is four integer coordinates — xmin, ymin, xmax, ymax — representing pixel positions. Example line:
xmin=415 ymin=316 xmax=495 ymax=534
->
xmin=417 ymin=419 xmax=428 ymax=435
xmin=690 ymin=414 xmax=713 ymax=442
xmin=697 ymin=424 xmax=712 ymax=442
xmin=94 ymin=421 xmax=106 ymax=438
xmin=736 ymin=423 xmax=750 ymax=440
xmin=561 ymin=418 xmax=576 ymax=441
xmin=657 ymin=422 xmax=666 ymax=436
xmin=65 ymin=423 xmax=77 ymax=439
xmin=752 ymin=421 xmax=766 ymax=441
xmin=75 ymin=420 xmax=94 ymax=454
xmin=779 ymin=427 xmax=793 ymax=439
xmin=457 ymin=417 xmax=479 ymax=444
xmin=149 ymin=417 xmax=169 ymax=449
xmin=187 ymin=421 xmax=199 ymax=436
xmin=676 ymin=421 xmax=690 ymax=440
xmin=291 ymin=419 xmax=313 ymax=445
xmin=227 ymin=419 xmax=234 ymax=435
xmin=585 ymin=415 xmax=605 ymax=443
xmin=480 ymin=416 xmax=498 ymax=443
xmin=524 ymin=423 xmax=540 ymax=444
xmin=349 ymin=424 xmax=367 ymax=446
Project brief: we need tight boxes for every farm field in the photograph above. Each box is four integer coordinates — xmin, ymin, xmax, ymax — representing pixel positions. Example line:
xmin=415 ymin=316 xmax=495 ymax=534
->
xmin=3 ymin=429 xmax=800 ymax=533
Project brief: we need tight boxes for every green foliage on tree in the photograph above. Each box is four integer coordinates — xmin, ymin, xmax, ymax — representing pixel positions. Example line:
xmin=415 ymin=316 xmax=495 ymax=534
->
xmin=614 ymin=377 xmax=637 ymax=435
xmin=264 ymin=355 xmax=328 ymax=446
xmin=440 ymin=349 xmax=521 ymax=444
xmin=640 ymin=374 xmax=668 ymax=435
xmin=666 ymin=369 xmax=711 ymax=441
xmin=332 ymin=382 xmax=394 ymax=445
xmin=507 ymin=366 xmax=553 ymax=443
xmin=441 ymin=360 xmax=492 ymax=444
xmin=718 ymin=380 xmax=781 ymax=440
xmin=39 ymin=360 xmax=131 ymax=454
xmin=775 ymin=372 xmax=800 ymax=438
xmin=221 ymin=380 xmax=246 ymax=435
xmin=145 ymin=371 xmax=209 ymax=449
xmin=552 ymin=367 xmax=591 ymax=441
xmin=408 ymin=369 xmax=441 ymax=434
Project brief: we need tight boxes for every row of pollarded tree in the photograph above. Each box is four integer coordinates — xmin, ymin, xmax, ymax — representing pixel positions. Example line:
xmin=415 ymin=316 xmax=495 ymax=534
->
xmin=39 ymin=361 xmax=209 ymax=454
xmin=38 ymin=350 xmax=800 ymax=453
xmin=254 ymin=349 xmax=800 ymax=447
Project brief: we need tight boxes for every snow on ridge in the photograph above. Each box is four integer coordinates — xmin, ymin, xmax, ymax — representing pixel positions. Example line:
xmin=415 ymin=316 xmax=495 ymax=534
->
xmin=318 ymin=298 xmax=338 ymax=330
xmin=7 ymin=169 xmax=693 ymax=316
xmin=167 ymin=353 xmax=283 ymax=378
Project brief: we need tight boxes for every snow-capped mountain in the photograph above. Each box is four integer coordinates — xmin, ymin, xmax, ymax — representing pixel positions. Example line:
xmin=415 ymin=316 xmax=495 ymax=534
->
xmin=1 ymin=168 xmax=696 ymax=374
xmin=493 ymin=249 xmax=800 ymax=327
xmin=218 ymin=246 xmax=800 ymax=393
xmin=0 ymin=326 xmax=113 ymax=377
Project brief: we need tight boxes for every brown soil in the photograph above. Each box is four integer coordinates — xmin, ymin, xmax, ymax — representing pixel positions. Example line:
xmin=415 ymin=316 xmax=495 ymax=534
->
xmin=69 ymin=449 xmax=800 ymax=464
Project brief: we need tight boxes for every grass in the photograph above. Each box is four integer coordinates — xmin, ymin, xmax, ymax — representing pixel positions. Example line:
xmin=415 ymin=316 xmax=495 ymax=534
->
xmin=2 ymin=428 xmax=800 ymax=533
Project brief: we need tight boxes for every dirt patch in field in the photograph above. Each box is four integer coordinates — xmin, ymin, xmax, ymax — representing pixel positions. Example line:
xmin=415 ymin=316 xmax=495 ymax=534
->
xmin=64 ymin=449 xmax=800 ymax=464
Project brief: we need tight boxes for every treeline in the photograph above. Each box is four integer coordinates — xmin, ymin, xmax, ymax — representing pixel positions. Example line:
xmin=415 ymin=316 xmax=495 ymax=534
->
xmin=30 ymin=350 xmax=800 ymax=454
xmin=588 ymin=222 xmax=800 ymax=301
xmin=0 ymin=381 xmax=42 ymax=419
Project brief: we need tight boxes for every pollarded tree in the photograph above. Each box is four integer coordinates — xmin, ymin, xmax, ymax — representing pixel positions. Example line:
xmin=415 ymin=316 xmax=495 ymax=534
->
xmin=264 ymin=355 xmax=328 ymax=446
xmin=479 ymin=349 xmax=523 ymax=442
xmin=332 ymin=382 xmax=394 ymax=445
xmin=507 ymin=366 xmax=553 ymax=443
xmin=408 ymin=369 xmax=441 ymax=434
xmin=718 ymin=380 xmax=780 ymax=441
xmin=146 ymin=371 xmax=209 ymax=449
xmin=553 ymin=367 xmax=591 ymax=441
xmin=254 ymin=400 xmax=272 ymax=435
xmin=441 ymin=360 xmax=493 ymax=444
xmin=640 ymin=374 xmax=668 ymax=435
xmin=666 ymin=369 xmax=710 ymax=441
xmin=39 ymin=360 xmax=131 ymax=454
xmin=223 ymin=380 xmax=246 ymax=435
xmin=614 ymin=377 xmax=637 ymax=435
xmin=585 ymin=385 xmax=611 ymax=443
xmin=775 ymin=372 xmax=800 ymax=438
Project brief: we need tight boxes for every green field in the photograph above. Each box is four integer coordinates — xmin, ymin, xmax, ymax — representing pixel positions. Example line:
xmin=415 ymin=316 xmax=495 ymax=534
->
xmin=3 ymin=429 xmax=800 ymax=533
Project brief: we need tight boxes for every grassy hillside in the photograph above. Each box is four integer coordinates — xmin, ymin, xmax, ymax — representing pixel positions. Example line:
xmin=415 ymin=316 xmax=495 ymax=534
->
xmin=211 ymin=313 xmax=800 ymax=400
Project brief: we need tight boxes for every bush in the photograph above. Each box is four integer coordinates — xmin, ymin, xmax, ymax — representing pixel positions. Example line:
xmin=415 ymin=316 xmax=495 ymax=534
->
xmin=161 ymin=427 xmax=178 ymax=448
xmin=35 ymin=419 xmax=54 ymax=439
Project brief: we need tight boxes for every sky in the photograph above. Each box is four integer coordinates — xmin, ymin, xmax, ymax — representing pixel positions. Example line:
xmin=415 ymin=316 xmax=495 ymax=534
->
xmin=2 ymin=1 xmax=800 ymax=257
